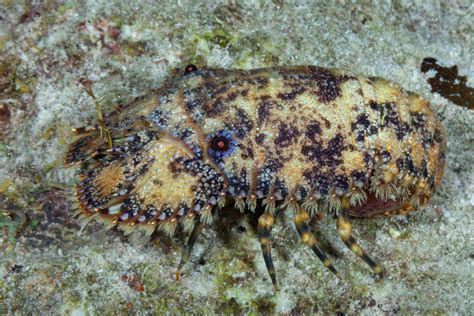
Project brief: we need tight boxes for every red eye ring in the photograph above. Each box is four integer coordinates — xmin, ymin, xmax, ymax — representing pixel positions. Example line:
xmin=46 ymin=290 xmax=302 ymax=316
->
xmin=210 ymin=136 xmax=229 ymax=152
xmin=207 ymin=130 xmax=236 ymax=160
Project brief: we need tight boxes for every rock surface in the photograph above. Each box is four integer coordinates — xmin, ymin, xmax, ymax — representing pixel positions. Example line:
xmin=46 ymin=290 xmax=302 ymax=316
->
xmin=1 ymin=1 xmax=472 ymax=314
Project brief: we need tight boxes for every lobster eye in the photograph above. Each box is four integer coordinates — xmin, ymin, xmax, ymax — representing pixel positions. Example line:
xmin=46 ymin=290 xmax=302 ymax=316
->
xmin=207 ymin=130 xmax=236 ymax=160
xmin=184 ymin=64 xmax=198 ymax=75
xmin=211 ymin=136 xmax=229 ymax=152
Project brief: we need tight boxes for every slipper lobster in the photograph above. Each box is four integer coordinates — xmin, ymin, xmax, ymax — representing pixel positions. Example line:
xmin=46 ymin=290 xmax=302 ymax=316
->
xmin=66 ymin=65 xmax=446 ymax=288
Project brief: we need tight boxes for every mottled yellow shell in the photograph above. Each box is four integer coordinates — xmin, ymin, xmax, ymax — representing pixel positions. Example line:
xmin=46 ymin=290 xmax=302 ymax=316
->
xmin=67 ymin=66 xmax=446 ymax=235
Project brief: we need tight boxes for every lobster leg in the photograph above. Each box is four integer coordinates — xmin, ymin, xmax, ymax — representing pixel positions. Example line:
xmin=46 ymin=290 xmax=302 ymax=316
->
xmin=176 ymin=218 xmax=206 ymax=281
xmin=257 ymin=211 xmax=278 ymax=289
xmin=294 ymin=207 xmax=338 ymax=276
xmin=336 ymin=197 xmax=383 ymax=278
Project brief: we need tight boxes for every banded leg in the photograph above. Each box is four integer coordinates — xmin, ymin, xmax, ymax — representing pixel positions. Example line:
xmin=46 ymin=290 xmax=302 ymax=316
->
xmin=257 ymin=211 xmax=278 ymax=289
xmin=176 ymin=220 xmax=206 ymax=281
xmin=294 ymin=208 xmax=338 ymax=276
xmin=336 ymin=197 xmax=383 ymax=277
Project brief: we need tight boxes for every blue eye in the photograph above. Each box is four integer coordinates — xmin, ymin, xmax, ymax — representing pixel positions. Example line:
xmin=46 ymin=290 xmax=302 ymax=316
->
xmin=207 ymin=130 xmax=236 ymax=160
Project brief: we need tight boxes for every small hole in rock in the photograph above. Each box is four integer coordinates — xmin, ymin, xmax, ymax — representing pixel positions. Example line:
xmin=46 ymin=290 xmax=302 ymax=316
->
xmin=237 ymin=225 xmax=246 ymax=232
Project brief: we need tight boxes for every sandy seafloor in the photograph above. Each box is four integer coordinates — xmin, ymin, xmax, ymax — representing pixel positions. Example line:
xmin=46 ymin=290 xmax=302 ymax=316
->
xmin=0 ymin=1 xmax=473 ymax=314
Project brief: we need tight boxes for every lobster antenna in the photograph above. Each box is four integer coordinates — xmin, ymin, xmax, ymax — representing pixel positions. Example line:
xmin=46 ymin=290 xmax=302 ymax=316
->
xmin=79 ymin=78 xmax=113 ymax=148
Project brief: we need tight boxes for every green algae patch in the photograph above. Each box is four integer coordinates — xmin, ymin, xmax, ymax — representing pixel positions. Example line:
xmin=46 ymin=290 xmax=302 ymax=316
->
xmin=182 ymin=26 xmax=280 ymax=68
xmin=202 ymin=27 xmax=235 ymax=49
xmin=0 ymin=208 xmax=27 ymax=252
